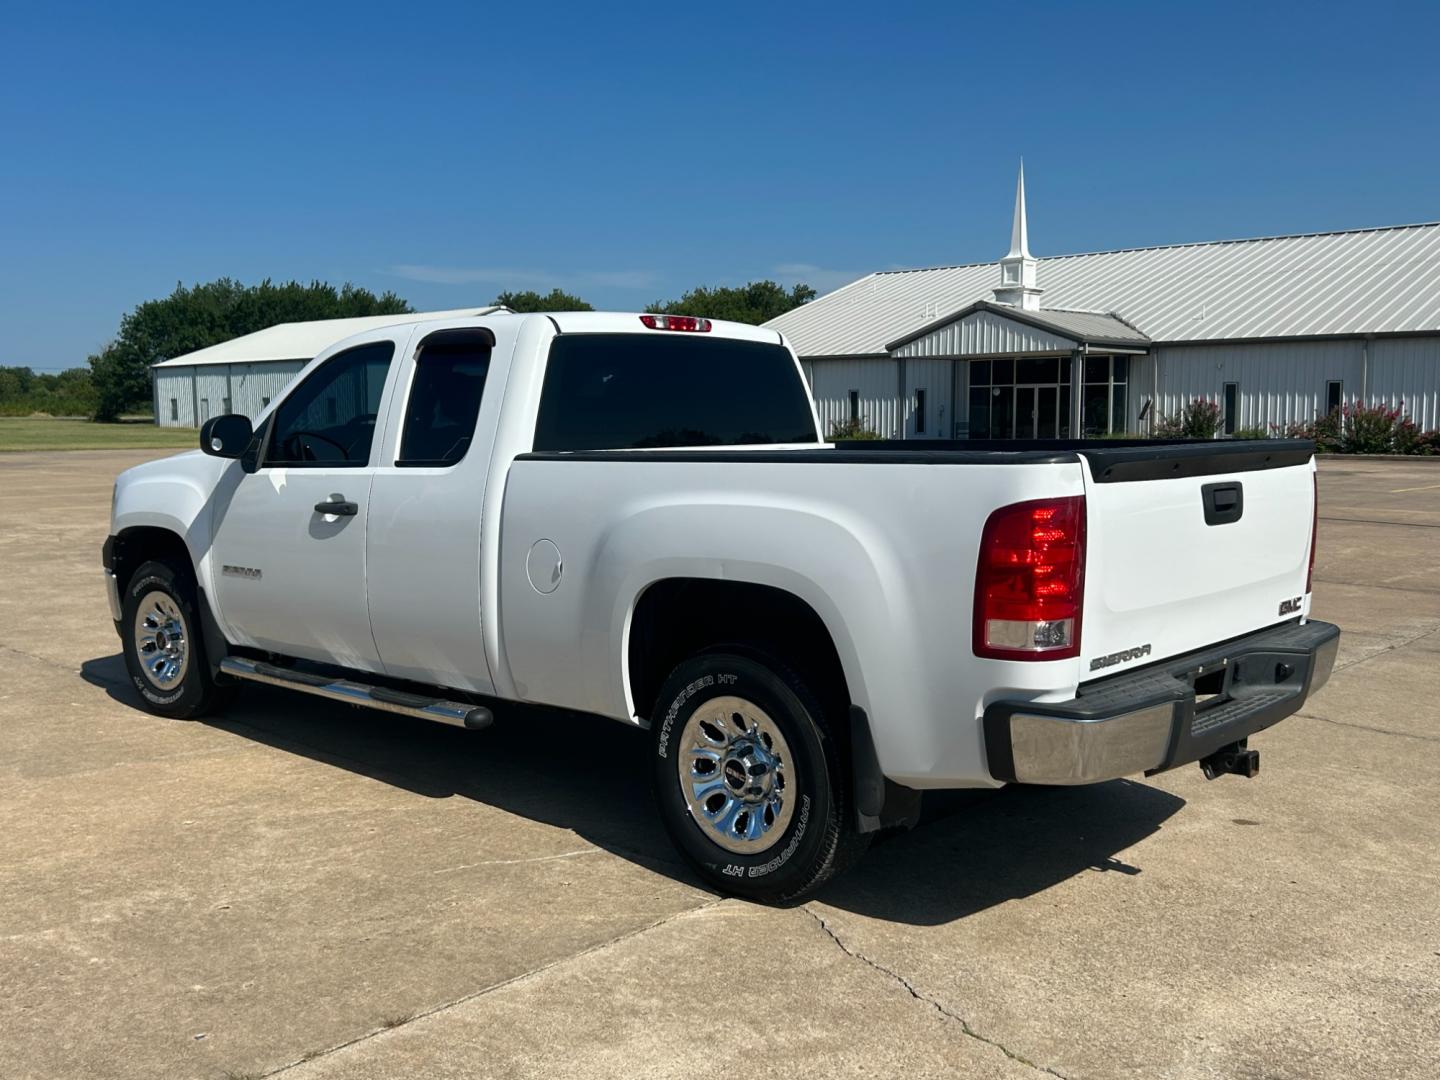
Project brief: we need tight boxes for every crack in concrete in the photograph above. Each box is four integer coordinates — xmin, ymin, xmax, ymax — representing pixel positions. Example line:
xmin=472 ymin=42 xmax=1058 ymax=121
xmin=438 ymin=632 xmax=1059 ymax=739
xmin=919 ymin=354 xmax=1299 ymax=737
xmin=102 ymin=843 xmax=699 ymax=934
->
xmin=262 ymin=898 xmax=725 ymax=1077
xmin=0 ymin=642 xmax=95 ymax=677
xmin=1296 ymin=711 xmax=1440 ymax=743
xmin=1330 ymin=623 xmax=1440 ymax=674
xmin=1289 ymin=623 xmax=1440 ymax=743
xmin=1313 ymin=577 xmax=1440 ymax=596
xmin=430 ymin=847 xmax=602 ymax=873
xmin=805 ymin=909 xmax=1070 ymax=1079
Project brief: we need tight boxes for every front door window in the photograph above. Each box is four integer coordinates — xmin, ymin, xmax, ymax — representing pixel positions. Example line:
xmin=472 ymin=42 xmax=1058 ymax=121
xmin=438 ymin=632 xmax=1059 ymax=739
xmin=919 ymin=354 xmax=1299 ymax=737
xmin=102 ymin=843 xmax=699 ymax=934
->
xmin=265 ymin=342 xmax=394 ymax=467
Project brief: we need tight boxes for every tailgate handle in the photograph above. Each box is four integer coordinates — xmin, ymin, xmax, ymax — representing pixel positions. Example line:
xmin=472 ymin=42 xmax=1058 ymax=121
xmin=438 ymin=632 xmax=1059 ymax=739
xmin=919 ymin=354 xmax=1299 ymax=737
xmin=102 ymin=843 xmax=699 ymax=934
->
xmin=1202 ymin=481 xmax=1244 ymax=526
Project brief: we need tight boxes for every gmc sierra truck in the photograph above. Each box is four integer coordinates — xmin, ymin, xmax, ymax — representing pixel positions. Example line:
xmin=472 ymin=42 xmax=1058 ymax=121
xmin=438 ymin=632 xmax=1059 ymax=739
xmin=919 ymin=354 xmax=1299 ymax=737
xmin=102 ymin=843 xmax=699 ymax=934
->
xmin=104 ymin=310 xmax=1339 ymax=902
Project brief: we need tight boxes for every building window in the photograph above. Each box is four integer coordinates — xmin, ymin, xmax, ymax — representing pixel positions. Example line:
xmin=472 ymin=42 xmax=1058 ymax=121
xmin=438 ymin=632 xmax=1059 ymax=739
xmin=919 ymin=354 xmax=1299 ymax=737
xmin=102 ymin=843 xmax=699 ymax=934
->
xmin=848 ymin=390 xmax=860 ymax=424
xmin=915 ymin=388 xmax=927 ymax=434
xmin=966 ymin=356 xmax=1072 ymax=439
xmin=1326 ymin=380 xmax=1343 ymax=415
xmin=1223 ymin=382 xmax=1239 ymax=435
xmin=1112 ymin=356 xmax=1128 ymax=435
xmin=199 ymin=398 xmax=209 ymax=423
xmin=1082 ymin=355 xmax=1128 ymax=436
xmin=168 ymin=398 xmax=177 ymax=422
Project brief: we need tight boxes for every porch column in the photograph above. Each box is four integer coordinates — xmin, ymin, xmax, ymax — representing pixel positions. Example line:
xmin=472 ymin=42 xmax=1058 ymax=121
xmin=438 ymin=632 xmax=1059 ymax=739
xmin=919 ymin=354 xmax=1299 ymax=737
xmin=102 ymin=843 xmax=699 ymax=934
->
xmin=1070 ymin=347 xmax=1084 ymax=437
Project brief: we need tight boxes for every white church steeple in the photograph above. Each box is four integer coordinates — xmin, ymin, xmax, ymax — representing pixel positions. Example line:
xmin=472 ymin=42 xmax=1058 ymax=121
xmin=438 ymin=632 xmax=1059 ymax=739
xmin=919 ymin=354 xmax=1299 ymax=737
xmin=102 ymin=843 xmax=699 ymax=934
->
xmin=993 ymin=161 xmax=1043 ymax=311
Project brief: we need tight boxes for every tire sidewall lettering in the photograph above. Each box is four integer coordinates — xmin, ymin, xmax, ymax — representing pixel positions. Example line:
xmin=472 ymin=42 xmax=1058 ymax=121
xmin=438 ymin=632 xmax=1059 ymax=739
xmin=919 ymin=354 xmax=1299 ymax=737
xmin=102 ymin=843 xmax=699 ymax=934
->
xmin=132 ymin=675 xmax=185 ymax=706
xmin=747 ymin=794 xmax=809 ymax=878
xmin=652 ymin=656 xmax=833 ymax=897
xmin=656 ymin=674 xmax=714 ymax=759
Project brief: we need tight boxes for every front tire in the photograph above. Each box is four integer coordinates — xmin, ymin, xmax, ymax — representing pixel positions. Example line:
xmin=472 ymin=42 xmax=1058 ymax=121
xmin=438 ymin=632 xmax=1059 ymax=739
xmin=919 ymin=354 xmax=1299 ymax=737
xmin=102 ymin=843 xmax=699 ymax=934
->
xmin=120 ymin=559 xmax=232 ymax=719
xmin=650 ymin=652 xmax=868 ymax=903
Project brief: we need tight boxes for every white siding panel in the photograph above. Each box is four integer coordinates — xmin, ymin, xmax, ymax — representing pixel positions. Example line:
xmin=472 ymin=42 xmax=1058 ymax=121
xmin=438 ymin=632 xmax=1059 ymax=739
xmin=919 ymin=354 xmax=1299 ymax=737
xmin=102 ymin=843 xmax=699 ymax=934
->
xmin=1369 ymin=337 xmax=1440 ymax=430
xmin=1127 ymin=355 xmax=1157 ymax=434
xmin=194 ymin=369 xmax=230 ymax=425
xmin=155 ymin=360 xmax=307 ymax=426
xmin=153 ymin=370 xmax=195 ymax=427
xmin=1153 ymin=341 xmax=1363 ymax=432
xmin=808 ymin=357 xmax=900 ymax=439
xmin=902 ymin=356 xmax=954 ymax=438
xmin=893 ymin=309 xmax=1074 ymax=358
xmin=230 ymin=361 xmax=305 ymax=419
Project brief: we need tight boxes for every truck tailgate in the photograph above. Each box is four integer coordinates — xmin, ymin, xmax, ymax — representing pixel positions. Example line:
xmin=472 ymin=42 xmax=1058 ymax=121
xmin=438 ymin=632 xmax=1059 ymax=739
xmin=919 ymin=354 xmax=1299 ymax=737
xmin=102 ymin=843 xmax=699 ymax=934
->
xmin=1078 ymin=441 xmax=1316 ymax=674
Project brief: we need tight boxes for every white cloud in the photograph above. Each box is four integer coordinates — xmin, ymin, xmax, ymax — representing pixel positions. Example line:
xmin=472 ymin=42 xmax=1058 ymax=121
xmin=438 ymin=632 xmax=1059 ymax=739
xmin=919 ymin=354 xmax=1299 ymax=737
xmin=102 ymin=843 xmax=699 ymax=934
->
xmin=772 ymin=262 xmax=868 ymax=294
xmin=388 ymin=264 xmax=658 ymax=291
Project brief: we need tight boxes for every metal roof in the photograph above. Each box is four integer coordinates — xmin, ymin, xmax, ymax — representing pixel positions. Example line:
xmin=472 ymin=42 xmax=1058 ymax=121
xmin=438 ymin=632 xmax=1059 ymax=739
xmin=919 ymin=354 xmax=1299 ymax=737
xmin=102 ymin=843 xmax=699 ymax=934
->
xmin=887 ymin=301 xmax=1148 ymax=353
xmin=152 ymin=307 xmax=508 ymax=368
xmin=767 ymin=222 xmax=1440 ymax=357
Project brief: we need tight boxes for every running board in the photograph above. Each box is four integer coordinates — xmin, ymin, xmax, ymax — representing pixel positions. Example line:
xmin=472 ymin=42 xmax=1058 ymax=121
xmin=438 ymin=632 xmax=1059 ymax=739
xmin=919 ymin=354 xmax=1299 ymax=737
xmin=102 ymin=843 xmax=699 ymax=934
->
xmin=219 ymin=657 xmax=493 ymax=730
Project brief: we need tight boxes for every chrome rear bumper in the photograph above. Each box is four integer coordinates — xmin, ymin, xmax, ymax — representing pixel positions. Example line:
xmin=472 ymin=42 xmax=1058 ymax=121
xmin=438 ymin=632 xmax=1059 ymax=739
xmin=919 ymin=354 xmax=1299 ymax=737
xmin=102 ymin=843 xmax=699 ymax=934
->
xmin=984 ymin=620 xmax=1341 ymax=785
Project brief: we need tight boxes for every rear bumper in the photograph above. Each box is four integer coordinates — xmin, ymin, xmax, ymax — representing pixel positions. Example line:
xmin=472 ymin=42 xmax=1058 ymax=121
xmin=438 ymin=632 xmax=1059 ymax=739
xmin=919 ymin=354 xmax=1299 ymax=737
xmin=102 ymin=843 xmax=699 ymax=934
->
xmin=984 ymin=619 xmax=1340 ymax=785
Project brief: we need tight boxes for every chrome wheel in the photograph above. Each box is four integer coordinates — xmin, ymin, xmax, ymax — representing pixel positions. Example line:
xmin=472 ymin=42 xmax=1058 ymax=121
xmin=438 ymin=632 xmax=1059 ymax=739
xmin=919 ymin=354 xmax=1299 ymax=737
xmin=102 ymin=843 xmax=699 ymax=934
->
xmin=132 ymin=590 xmax=189 ymax=690
xmin=677 ymin=695 xmax=795 ymax=855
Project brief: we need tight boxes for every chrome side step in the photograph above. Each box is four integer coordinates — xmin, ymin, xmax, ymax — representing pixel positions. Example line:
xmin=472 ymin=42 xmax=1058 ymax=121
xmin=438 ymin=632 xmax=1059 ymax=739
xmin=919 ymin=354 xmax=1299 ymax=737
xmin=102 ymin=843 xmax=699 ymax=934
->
xmin=219 ymin=657 xmax=493 ymax=730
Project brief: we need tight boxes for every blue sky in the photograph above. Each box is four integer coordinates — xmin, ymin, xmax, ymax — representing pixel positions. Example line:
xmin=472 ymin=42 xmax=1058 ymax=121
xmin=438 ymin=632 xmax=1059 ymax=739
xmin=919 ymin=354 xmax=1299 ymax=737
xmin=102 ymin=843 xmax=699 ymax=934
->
xmin=3 ymin=0 xmax=1437 ymax=370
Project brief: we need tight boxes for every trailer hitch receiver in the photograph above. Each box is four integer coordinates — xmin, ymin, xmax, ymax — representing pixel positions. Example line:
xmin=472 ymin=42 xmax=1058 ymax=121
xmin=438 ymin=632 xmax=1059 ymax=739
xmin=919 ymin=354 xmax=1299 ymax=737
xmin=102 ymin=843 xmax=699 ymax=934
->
xmin=1199 ymin=739 xmax=1260 ymax=780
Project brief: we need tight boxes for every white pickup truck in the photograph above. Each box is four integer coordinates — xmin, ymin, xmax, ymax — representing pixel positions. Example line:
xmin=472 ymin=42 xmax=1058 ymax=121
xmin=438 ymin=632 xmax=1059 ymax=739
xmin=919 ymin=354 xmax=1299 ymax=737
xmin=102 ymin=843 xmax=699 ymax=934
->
xmin=105 ymin=311 xmax=1339 ymax=901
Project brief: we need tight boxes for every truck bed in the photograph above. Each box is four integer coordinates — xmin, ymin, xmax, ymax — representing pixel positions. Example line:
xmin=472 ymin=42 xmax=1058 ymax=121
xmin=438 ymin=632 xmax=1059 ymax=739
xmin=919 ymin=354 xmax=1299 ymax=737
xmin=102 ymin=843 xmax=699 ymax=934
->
xmin=521 ymin=437 xmax=1316 ymax=479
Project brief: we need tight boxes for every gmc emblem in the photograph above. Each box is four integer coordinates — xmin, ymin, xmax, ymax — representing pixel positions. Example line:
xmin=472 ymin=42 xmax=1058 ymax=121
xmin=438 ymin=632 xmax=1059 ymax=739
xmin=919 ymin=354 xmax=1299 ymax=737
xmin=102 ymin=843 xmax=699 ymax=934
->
xmin=1278 ymin=596 xmax=1303 ymax=616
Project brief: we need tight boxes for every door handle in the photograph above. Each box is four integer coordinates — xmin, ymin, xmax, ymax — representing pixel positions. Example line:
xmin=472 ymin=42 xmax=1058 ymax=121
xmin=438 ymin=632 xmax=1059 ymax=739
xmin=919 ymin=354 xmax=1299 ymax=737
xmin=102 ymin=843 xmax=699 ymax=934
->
xmin=1201 ymin=481 xmax=1244 ymax=526
xmin=314 ymin=498 xmax=358 ymax=517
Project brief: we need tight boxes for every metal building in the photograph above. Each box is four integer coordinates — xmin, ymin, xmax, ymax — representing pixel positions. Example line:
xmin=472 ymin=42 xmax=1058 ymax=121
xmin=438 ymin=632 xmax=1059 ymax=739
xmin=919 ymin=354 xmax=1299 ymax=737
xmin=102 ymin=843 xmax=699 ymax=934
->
xmin=768 ymin=166 xmax=1440 ymax=439
xmin=151 ymin=307 xmax=504 ymax=427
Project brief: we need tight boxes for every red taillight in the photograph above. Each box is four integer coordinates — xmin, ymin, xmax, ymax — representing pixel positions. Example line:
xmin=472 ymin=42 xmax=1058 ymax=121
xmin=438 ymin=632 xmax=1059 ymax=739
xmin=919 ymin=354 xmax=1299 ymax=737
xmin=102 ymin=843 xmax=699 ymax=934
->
xmin=1306 ymin=470 xmax=1318 ymax=593
xmin=639 ymin=314 xmax=712 ymax=332
xmin=974 ymin=496 xmax=1086 ymax=660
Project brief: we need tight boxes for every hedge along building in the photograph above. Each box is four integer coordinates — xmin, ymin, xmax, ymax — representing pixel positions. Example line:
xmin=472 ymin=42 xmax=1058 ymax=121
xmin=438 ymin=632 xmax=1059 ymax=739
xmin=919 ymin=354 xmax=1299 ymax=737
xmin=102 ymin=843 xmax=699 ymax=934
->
xmin=150 ymin=307 xmax=505 ymax=427
xmin=766 ymin=165 xmax=1440 ymax=440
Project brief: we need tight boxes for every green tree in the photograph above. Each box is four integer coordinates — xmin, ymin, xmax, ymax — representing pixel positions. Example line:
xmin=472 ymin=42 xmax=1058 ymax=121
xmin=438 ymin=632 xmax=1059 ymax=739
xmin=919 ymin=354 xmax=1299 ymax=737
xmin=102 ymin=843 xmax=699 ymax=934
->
xmin=493 ymin=288 xmax=593 ymax=312
xmin=88 ymin=278 xmax=411 ymax=421
xmin=645 ymin=280 xmax=816 ymax=325
xmin=0 ymin=365 xmax=98 ymax=417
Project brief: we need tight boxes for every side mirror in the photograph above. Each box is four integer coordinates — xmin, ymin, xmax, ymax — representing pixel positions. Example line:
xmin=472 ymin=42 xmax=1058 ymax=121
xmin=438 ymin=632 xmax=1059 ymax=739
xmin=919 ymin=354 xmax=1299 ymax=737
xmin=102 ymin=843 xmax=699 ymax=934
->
xmin=200 ymin=414 xmax=253 ymax=459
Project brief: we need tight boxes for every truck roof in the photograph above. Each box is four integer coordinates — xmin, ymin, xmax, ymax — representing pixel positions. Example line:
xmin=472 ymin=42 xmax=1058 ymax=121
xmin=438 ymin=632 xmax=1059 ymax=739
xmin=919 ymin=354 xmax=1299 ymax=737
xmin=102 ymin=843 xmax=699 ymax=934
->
xmin=505 ymin=310 xmax=787 ymax=346
xmin=153 ymin=307 xmax=509 ymax=368
xmin=155 ymin=309 xmax=790 ymax=371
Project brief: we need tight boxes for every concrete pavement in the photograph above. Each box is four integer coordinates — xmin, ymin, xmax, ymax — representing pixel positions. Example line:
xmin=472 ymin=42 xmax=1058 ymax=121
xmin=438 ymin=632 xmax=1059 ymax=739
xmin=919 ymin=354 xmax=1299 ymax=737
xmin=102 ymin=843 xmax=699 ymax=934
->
xmin=0 ymin=449 xmax=1436 ymax=1079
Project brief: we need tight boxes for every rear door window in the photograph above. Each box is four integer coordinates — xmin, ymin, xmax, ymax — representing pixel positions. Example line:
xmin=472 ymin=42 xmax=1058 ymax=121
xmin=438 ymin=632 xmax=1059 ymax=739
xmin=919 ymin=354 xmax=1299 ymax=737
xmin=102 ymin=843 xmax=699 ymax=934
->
xmin=397 ymin=329 xmax=494 ymax=467
xmin=533 ymin=334 xmax=817 ymax=451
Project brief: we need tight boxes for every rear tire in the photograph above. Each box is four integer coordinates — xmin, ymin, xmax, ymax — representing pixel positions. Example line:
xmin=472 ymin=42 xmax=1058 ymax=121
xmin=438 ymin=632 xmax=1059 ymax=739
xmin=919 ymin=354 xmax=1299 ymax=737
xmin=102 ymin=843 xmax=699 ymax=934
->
xmin=120 ymin=559 xmax=232 ymax=720
xmin=650 ymin=652 xmax=869 ymax=903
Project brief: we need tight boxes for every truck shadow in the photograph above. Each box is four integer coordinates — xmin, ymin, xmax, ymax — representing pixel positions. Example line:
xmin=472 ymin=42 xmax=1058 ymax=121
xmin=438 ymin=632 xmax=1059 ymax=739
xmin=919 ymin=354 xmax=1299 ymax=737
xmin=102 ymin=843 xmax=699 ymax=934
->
xmin=81 ymin=654 xmax=1186 ymax=927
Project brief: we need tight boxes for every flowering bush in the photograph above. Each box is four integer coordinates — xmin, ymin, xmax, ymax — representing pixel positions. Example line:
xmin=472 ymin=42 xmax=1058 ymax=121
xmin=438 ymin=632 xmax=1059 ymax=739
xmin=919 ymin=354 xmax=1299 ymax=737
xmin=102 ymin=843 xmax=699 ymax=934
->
xmin=1272 ymin=402 xmax=1439 ymax=455
xmin=1153 ymin=398 xmax=1222 ymax=439
xmin=828 ymin=416 xmax=882 ymax=440
xmin=1275 ymin=409 xmax=1341 ymax=451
